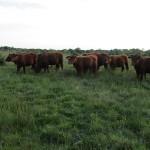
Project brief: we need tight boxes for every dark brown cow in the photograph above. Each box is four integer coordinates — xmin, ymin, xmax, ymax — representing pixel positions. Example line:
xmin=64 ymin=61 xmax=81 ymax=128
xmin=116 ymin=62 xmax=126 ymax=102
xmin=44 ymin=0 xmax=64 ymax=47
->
xmin=41 ymin=52 xmax=63 ymax=70
xmin=52 ymin=52 xmax=63 ymax=70
xmin=107 ymin=54 xmax=129 ymax=71
xmin=83 ymin=52 xmax=109 ymax=70
xmin=66 ymin=55 xmax=97 ymax=77
xmin=107 ymin=55 xmax=125 ymax=71
xmin=6 ymin=52 xmax=37 ymax=73
xmin=35 ymin=52 xmax=60 ymax=73
xmin=130 ymin=55 xmax=150 ymax=81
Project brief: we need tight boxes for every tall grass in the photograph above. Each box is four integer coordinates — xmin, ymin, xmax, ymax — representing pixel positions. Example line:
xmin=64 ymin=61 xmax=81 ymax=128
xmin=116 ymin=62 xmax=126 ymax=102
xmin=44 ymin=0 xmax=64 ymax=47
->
xmin=0 ymin=52 xmax=150 ymax=149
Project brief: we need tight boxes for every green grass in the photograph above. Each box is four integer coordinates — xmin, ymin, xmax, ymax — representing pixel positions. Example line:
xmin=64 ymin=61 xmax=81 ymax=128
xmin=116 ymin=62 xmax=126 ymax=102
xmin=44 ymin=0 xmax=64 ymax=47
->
xmin=0 ymin=52 xmax=150 ymax=149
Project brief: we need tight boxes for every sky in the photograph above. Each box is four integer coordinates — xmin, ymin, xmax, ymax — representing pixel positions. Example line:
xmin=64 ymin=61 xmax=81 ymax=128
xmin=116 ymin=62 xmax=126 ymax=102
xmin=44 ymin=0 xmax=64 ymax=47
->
xmin=0 ymin=0 xmax=150 ymax=50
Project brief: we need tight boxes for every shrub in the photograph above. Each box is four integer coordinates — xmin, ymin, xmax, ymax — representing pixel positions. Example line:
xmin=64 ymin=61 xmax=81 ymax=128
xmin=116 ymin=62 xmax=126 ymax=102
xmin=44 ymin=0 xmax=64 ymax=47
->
xmin=0 ymin=54 xmax=5 ymax=65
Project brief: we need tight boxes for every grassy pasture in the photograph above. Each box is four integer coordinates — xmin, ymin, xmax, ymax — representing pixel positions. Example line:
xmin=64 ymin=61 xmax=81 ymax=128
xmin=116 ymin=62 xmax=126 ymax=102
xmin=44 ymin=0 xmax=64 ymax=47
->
xmin=0 ymin=51 xmax=150 ymax=150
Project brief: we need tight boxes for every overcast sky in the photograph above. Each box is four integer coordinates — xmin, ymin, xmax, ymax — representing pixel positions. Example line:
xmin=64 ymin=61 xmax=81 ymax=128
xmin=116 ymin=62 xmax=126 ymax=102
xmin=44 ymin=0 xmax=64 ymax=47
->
xmin=0 ymin=0 xmax=150 ymax=50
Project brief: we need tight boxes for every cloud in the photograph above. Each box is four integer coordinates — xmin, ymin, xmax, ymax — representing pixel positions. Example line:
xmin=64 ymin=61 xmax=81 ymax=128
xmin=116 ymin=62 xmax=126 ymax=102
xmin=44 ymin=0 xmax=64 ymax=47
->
xmin=0 ymin=0 xmax=44 ymax=9
xmin=0 ymin=23 xmax=37 ymax=32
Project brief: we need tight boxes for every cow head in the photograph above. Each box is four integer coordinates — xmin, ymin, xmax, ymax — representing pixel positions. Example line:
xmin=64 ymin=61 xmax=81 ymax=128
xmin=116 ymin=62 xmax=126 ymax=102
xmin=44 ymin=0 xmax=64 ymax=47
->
xmin=5 ymin=53 xmax=17 ymax=61
xmin=103 ymin=55 xmax=111 ymax=64
xmin=130 ymin=55 xmax=142 ymax=66
xmin=66 ymin=56 xmax=77 ymax=64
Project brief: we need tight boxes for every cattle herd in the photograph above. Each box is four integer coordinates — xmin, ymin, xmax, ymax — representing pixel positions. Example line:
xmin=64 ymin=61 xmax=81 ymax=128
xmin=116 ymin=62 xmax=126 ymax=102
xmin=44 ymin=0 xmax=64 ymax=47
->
xmin=5 ymin=52 xmax=150 ymax=81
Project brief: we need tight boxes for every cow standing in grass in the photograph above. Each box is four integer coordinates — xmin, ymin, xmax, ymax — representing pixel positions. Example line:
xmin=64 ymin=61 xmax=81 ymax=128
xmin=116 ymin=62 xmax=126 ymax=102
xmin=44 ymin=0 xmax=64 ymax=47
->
xmin=66 ymin=55 xmax=98 ymax=77
xmin=130 ymin=55 xmax=150 ymax=81
xmin=106 ymin=54 xmax=129 ymax=72
xmin=35 ymin=52 xmax=61 ymax=73
xmin=82 ymin=52 xmax=109 ymax=70
xmin=53 ymin=52 xmax=63 ymax=70
xmin=6 ymin=52 xmax=37 ymax=73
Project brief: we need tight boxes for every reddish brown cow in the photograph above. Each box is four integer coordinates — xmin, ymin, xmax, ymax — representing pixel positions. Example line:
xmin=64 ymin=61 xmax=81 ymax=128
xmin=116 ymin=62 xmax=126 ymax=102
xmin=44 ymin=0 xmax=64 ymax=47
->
xmin=130 ymin=55 xmax=150 ymax=81
xmin=107 ymin=55 xmax=129 ymax=71
xmin=107 ymin=55 xmax=125 ymax=71
xmin=6 ymin=52 xmax=37 ymax=73
xmin=83 ymin=52 xmax=109 ymax=70
xmin=35 ymin=52 xmax=60 ymax=73
xmin=66 ymin=55 xmax=97 ymax=77
xmin=41 ymin=52 xmax=63 ymax=70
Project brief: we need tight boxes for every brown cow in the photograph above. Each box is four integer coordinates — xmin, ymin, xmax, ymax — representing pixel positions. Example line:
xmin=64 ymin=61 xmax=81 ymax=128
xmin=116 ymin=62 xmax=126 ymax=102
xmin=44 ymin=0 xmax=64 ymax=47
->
xmin=107 ymin=54 xmax=129 ymax=71
xmin=130 ymin=55 xmax=150 ymax=81
xmin=107 ymin=55 xmax=125 ymax=72
xmin=35 ymin=52 xmax=60 ymax=73
xmin=83 ymin=52 xmax=109 ymax=70
xmin=66 ymin=55 xmax=97 ymax=77
xmin=41 ymin=52 xmax=63 ymax=70
xmin=6 ymin=52 xmax=37 ymax=73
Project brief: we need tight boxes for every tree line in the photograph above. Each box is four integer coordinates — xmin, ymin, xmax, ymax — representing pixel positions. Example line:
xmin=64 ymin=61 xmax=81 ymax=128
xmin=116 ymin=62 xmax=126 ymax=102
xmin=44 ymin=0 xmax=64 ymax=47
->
xmin=1 ymin=46 xmax=150 ymax=56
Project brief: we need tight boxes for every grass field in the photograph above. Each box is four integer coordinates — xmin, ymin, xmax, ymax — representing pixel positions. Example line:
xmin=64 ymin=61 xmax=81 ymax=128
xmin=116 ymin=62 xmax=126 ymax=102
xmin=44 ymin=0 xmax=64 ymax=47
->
xmin=0 ymin=51 xmax=150 ymax=150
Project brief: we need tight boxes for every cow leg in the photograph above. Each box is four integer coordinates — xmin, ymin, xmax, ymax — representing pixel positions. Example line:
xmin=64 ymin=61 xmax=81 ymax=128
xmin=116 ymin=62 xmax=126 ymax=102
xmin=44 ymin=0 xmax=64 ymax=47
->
xmin=92 ymin=65 xmax=96 ymax=74
xmin=23 ymin=66 xmax=26 ymax=73
xmin=121 ymin=65 xmax=124 ymax=72
xmin=76 ymin=68 xmax=82 ymax=77
xmin=32 ymin=64 xmax=35 ymax=71
xmin=60 ymin=62 xmax=63 ymax=70
xmin=17 ymin=65 xmax=21 ymax=74
xmin=125 ymin=62 xmax=129 ymax=71
xmin=104 ymin=64 xmax=108 ymax=70
xmin=76 ymin=69 xmax=80 ymax=77
xmin=140 ymin=74 xmax=143 ymax=81
xmin=84 ymin=68 xmax=88 ymax=73
xmin=144 ymin=73 xmax=146 ymax=79
xmin=56 ymin=64 xmax=60 ymax=71
xmin=110 ymin=64 xmax=115 ymax=70
xmin=136 ymin=72 xmax=140 ymax=80
xmin=47 ymin=66 xmax=49 ymax=73
xmin=112 ymin=66 xmax=115 ymax=70
xmin=44 ymin=68 xmax=47 ymax=73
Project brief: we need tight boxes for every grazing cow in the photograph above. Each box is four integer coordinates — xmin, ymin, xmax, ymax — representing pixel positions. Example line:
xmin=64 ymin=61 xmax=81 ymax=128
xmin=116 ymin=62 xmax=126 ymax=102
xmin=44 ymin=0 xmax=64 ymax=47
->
xmin=35 ymin=52 xmax=60 ymax=73
xmin=82 ymin=52 xmax=109 ymax=70
xmin=51 ymin=52 xmax=63 ymax=70
xmin=106 ymin=55 xmax=129 ymax=72
xmin=41 ymin=52 xmax=63 ymax=70
xmin=6 ymin=52 xmax=37 ymax=73
xmin=107 ymin=55 xmax=125 ymax=72
xmin=66 ymin=55 xmax=97 ymax=77
xmin=130 ymin=55 xmax=150 ymax=81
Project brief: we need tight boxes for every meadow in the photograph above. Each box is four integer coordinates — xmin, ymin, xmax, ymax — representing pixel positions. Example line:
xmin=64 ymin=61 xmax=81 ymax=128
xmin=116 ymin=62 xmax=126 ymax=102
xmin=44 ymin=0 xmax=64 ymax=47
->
xmin=0 ymin=51 xmax=150 ymax=150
